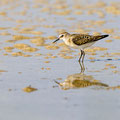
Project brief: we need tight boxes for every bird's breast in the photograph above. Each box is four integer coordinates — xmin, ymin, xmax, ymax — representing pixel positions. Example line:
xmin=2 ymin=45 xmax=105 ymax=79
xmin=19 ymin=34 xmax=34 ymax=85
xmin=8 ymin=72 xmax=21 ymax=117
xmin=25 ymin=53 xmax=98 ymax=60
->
xmin=64 ymin=38 xmax=76 ymax=47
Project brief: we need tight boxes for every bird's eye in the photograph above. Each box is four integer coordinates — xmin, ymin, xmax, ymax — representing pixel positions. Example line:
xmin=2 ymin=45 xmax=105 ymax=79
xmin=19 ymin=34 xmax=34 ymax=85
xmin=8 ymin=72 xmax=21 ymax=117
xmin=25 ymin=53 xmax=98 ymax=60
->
xmin=60 ymin=35 xmax=64 ymax=37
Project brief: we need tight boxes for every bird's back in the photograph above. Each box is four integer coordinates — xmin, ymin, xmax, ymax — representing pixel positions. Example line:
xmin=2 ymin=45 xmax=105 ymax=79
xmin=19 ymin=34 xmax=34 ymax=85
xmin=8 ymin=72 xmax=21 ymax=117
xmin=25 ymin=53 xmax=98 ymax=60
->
xmin=71 ymin=34 xmax=109 ymax=46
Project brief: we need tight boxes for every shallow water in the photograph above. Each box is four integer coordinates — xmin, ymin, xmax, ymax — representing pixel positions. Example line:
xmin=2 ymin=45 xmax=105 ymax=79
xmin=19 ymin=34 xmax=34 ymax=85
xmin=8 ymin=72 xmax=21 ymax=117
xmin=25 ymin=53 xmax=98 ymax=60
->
xmin=0 ymin=0 xmax=120 ymax=120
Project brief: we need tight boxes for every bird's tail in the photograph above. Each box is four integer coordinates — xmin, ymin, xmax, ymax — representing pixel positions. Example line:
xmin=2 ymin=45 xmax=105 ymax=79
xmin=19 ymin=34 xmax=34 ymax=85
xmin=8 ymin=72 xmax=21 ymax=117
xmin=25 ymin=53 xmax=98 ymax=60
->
xmin=94 ymin=34 xmax=109 ymax=41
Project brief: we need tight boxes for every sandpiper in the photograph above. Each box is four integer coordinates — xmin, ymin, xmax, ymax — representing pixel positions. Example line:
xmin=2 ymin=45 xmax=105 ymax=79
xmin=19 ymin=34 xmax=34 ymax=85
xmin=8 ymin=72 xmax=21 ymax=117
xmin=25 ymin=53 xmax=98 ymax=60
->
xmin=53 ymin=32 xmax=109 ymax=63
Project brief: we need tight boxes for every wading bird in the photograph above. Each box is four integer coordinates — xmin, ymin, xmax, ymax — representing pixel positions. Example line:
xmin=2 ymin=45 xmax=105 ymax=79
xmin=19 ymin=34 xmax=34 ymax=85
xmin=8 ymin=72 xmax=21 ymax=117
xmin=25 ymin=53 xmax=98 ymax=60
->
xmin=53 ymin=32 xmax=109 ymax=63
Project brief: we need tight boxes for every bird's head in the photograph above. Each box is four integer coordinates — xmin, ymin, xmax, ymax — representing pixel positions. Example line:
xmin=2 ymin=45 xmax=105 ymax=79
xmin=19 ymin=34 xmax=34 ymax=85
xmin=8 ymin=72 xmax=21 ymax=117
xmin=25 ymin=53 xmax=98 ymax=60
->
xmin=53 ymin=32 xmax=70 ymax=43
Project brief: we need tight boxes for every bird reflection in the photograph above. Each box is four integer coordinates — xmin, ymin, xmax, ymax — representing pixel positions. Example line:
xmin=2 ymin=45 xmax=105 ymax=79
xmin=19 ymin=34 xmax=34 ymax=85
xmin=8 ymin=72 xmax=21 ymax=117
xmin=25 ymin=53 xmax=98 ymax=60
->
xmin=55 ymin=72 xmax=108 ymax=90
xmin=79 ymin=61 xmax=85 ymax=73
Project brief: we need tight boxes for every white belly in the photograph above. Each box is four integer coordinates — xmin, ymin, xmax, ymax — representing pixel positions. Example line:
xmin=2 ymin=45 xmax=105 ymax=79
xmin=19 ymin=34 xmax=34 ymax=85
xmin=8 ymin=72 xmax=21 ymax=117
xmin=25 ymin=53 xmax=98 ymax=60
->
xmin=77 ymin=42 xmax=96 ymax=50
xmin=64 ymin=39 xmax=96 ymax=50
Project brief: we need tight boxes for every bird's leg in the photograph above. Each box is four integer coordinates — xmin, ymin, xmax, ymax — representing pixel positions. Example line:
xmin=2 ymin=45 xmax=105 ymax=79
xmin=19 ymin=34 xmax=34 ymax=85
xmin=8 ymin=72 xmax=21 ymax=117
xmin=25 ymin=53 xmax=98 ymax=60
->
xmin=82 ymin=51 xmax=85 ymax=63
xmin=79 ymin=58 xmax=85 ymax=73
xmin=78 ymin=50 xmax=85 ymax=73
xmin=81 ymin=61 xmax=85 ymax=72
xmin=78 ymin=50 xmax=83 ymax=62
xmin=79 ymin=61 xmax=82 ymax=72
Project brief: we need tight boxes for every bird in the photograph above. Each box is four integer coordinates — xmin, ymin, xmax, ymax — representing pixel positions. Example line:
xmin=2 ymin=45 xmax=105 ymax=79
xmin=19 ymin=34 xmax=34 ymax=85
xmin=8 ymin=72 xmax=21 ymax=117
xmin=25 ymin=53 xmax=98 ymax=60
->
xmin=53 ymin=32 xmax=109 ymax=63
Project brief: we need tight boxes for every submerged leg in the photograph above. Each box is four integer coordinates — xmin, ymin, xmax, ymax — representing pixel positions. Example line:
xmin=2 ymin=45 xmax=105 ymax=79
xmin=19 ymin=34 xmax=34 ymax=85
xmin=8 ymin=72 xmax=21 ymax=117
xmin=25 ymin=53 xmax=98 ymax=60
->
xmin=81 ymin=61 xmax=85 ymax=72
xmin=79 ymin=61 xmax=85 ymax=73
xmin=78 ymin=50 xmax=83 ymax=62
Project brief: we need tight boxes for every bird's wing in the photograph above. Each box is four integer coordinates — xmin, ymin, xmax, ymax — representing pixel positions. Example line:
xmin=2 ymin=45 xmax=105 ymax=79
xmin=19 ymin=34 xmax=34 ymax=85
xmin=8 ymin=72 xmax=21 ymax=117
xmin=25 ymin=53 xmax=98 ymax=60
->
xmin=72 ymin=34 xmax=108 ymax=45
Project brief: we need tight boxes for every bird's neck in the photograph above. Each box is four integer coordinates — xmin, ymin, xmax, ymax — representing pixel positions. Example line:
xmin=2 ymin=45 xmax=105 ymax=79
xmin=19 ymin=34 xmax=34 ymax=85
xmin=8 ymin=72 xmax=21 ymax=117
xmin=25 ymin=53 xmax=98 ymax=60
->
xmin=62 ymin=37 xmax=73 ymax=46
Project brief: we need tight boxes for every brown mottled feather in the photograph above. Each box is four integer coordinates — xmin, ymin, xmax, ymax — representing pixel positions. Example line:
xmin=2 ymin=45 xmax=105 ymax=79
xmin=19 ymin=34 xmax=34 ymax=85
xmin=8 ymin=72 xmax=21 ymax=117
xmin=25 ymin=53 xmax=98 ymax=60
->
xmin=72 ymin=34 xmax=109 ymax=45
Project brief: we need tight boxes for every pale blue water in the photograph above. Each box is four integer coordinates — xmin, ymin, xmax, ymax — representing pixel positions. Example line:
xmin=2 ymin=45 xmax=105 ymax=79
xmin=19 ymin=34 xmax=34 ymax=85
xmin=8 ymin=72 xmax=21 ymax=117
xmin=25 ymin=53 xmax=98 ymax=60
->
xmin=0 ymin=0 xmax=120 ymax=120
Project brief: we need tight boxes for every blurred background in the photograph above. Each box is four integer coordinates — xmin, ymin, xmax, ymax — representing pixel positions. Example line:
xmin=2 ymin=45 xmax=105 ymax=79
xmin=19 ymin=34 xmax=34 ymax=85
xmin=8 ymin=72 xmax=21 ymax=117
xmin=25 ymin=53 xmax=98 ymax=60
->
xmin=0 ymin=0 xmax=120 ymax=120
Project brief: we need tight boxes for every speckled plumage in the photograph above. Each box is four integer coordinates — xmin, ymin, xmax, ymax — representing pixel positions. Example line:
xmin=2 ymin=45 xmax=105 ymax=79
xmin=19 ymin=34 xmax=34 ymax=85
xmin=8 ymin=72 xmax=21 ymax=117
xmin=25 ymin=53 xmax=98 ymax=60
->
xmin=71 ymin=34 xmax=108 ymax=46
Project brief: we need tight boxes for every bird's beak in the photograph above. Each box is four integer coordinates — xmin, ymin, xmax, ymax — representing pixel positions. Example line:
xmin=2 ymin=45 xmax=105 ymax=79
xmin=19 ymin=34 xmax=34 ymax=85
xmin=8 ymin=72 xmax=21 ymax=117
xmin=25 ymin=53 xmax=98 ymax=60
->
xmin=53 ymin=38 xmax=60 ymax=43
